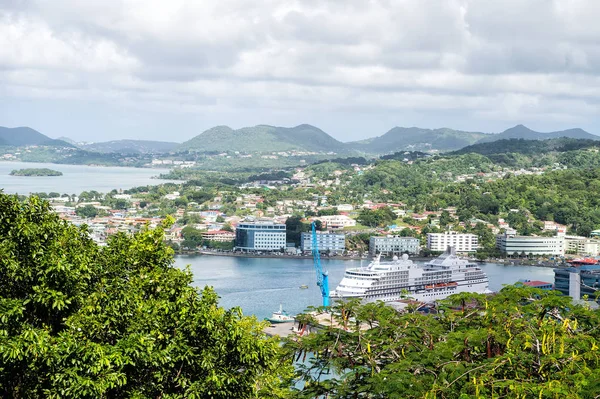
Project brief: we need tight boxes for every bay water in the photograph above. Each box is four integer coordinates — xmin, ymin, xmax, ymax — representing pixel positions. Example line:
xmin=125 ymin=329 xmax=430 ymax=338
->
xmin=174 ymin=255 xmax=556 ymax=319
xmin=0 ymin=161 xmax=174 ymax=195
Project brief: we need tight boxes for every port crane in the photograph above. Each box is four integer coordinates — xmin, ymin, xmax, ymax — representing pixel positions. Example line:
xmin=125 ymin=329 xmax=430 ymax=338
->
xmin=311 ymin=222 xmax=330 ymax=307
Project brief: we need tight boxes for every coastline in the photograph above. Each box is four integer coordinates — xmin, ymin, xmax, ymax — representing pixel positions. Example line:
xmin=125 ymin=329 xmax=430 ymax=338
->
xmin=176 ymin=250 xmax=367 ymax=261
xmin=174 ymin=250 xmax=567 ymax=268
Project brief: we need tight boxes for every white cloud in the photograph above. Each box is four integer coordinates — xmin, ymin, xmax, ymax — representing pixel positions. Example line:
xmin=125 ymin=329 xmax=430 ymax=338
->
xmin=0 ymin=0 xmax=599 ymax=140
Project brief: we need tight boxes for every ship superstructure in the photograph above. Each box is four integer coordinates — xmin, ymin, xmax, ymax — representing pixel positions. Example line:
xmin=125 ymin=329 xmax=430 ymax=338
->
xmin=331 ymin=247 xmax=489 ymax=302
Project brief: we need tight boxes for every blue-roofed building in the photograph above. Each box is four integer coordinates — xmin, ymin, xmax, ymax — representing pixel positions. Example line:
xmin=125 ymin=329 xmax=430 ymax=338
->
xmin=554 ymin=265 xmax=600 ymax=300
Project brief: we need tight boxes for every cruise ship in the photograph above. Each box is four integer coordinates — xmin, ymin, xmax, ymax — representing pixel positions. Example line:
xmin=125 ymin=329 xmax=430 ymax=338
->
xmin=330 ymin=247 xmax=489 ymax=302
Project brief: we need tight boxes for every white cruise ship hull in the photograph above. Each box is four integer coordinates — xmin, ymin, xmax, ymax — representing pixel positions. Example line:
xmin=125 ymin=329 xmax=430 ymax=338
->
xmin=330 ymin=249 xmax=490 ymax=304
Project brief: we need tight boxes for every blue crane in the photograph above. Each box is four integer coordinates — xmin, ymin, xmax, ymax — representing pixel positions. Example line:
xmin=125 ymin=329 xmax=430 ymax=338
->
xmin=311 ymin=222 xmax=330 ymax=307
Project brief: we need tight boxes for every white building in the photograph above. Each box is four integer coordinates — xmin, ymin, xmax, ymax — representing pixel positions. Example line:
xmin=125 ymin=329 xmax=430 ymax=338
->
xmin=496 ymin=233 xmax=564 ymax=256
xmin=427 ymin=233 xmax=479 ymax=253
xmin=300 ymin=232 xmax=346 ymax=254
xmin=564 ymin=236 xmax=600 ymax=256
xmin=369 ymin=236 xmax=420 ymax=256
xmin=235 ymin=222 xmax=286 ymax=252
xmin=314 ymin=215 xmax=356 ymax=229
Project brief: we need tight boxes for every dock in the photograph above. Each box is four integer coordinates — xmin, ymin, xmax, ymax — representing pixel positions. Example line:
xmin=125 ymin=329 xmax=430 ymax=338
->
xmin=263 ymin=322 xmax=298 ymax=338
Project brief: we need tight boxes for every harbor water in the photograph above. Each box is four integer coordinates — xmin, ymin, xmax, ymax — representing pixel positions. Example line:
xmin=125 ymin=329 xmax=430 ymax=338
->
xmin=174 ymin=255 xmax=556 ymax=319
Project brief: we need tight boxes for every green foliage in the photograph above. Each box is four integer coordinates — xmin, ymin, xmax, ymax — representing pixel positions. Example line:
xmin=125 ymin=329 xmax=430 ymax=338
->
xmin=75 ymin=204 xmax=99 ymax=219
xmin=357 ymin=207 xmax=396 ymax=227
xmin=289 ymin=287 xmax=600 ymax=398
xmin=9 ymin=168 xmax=63 ymax=176
xmin=178 ymin=124 xmax=349 ymax=154
xmin=0 ymin=194 xmax=292 ymax=398
xmin=286 ymin=216 xmax=310 ymax=246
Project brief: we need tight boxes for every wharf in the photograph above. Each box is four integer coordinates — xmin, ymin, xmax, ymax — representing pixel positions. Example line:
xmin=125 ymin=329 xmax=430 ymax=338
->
xmin=263 ymin=312 xmax=371 ymax=339
xmin=263 ymin=322 xmax=298 ymax=338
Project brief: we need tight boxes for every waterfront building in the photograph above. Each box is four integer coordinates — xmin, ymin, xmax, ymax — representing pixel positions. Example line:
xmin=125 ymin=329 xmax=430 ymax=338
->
xmin=201 ymin=230 xmax=235 ymax=242
xmin=235 ymin=222 xmax=286 ymax=251
xmin=300 ymin=232 xmax=345 ymax=254
xmin=554 ymin=265 xmax=600 ymax=299
xmin=369 ymin=236 xmax=420 ymax=256
xmin=426 ymin=232 xmax=478 ymax=253
xmin=496 ymin=233 xmax=564 ymax=256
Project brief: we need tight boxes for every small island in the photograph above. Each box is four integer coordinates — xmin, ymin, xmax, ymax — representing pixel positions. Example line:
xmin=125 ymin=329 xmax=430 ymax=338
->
xmin=9 ymin=168 xmax=63 ymax=177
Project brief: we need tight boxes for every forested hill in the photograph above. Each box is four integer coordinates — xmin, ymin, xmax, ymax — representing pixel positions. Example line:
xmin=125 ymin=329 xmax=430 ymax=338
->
xmin=347 ymin=127 xmax=489 ymax=153
xmin=178 ymin=124 xmax=349 ymax=153
xmin=0 ymin=126 xmax=74 ymax=148
xmin=81 ymin=140 xmax=179 ymax=154
xmin=475 ymin=124 xmax=599 ymax=144
xmin=451 ymin=137 xmax=600 ymax=156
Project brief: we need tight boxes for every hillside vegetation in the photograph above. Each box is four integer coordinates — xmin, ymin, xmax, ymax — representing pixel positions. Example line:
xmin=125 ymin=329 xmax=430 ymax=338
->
xmin=178 ymin=124 xmax=349 ymax=153
xmin=347 ymin=127 xmax=489 ymax=153
xmin=82 ymin=140 xmax=179 ymax=154
xmin=475 ymin=124 xmax=599 ymax=144
xmin=0 ymin=126 xmax=74 ymax=148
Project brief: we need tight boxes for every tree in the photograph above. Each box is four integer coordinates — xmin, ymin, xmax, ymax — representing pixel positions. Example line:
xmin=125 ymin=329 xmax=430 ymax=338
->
xmin=439 ymin=210 xmax=453 ymax=228
xmin=288 ymin=287 xmax=600 ymax=398
xmin=0 ymin=194 xmax=292 ymax=398
xmin=75 ymin=204 xmax=99 ymax=218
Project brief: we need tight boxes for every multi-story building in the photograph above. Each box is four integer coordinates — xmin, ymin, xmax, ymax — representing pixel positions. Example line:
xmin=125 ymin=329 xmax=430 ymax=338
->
xmin=235 ymin=222 xmax=286 ymax=252
xmin=496 ymin=233 xmax=564 ymax=256
xmin=564 ymin=236 xmax=600 ymax=256
xmin=300 ymin=232 xmax=346 ymax=254
xmin=426 ymin=232 xmax=479 ymax=253
xmin=202 ymin=230 xmax=236 ymax=242
xmin=554 ymin=265 xmax=600 ymax=299
xmin=369 ymin=236 xmax=420 ymax=256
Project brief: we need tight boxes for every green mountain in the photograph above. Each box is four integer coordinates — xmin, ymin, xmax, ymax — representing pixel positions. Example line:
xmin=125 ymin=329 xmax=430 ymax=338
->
xmin=452 ymin=137 xmax=600 ymax=156
xmin=82 ymin=140 xmax=179 ymax=154
xmin=0 ymin=127 xmax=74 ymax=148
xmin=347 ymin=127 xmax=489 ymax=153
xmin=475 ymin=125 xmax=599 ymax=144
xmin=177 ymin=124 xmax=349 ymax=153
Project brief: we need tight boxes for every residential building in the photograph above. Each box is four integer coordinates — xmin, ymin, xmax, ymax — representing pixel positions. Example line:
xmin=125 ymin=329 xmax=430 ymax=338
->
xmin=564 ymin=236 xmax=600 ymax=256
xmin=426 ymin=232 xmax=479 ymax=253
xmin=202 ymin=230 xmax=235 ymax=242
xmin=496 ymin=233 xmax=564 ymax=256
xmin=369 ymin=236 xmax=420 ymax=256
xmin=313 ymin=215 xmax=356 ymax=229
xmin=235 ymin=222 xmax=286 ymax=251
xmin=300 ymin=232 xmax=346 ymax=254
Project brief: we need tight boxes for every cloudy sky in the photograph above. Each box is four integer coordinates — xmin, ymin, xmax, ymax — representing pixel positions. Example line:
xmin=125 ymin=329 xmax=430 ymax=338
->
xmin=1 ymin=0 xmax=599 ymax=142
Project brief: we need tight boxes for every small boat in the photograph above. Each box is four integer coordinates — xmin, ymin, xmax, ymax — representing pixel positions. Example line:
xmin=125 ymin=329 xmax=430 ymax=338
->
xmin=266 ymin=304 xmax=295 ymax=323
xmin=299 ymin=285 xmax=309 ymax=289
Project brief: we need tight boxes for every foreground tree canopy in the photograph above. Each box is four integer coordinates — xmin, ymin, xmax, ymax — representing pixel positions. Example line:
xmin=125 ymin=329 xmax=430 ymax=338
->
xmin=0 ymin=194 xmax=292 ymax=398
xmin=289 ymin=289 xmax=600 ymax=398
xmin=4 ymin=193 xmax=600 ymax=398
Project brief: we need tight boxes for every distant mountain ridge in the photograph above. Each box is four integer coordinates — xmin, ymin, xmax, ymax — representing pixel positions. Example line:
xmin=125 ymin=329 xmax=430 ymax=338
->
xmin=81 ymin=140 xmax=179 ymax=154
xmin=452 ymin=137 xmax=600 ymax=156
xmin=177 ymin=124 xmax=349 ymax=153
xmin=475 ymin=125 xmax=599 ymax=144
xmin=2 ymin=123 xmax=598 ymax=157
xmin=0 ymin=127 xmax=74 ymax=148
xmin=346 ymin=127 xmax=490 ymax=153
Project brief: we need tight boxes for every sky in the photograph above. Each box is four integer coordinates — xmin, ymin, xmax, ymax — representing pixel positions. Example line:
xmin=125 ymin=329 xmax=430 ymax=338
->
xmin=1 ymin=0 xmax=600 ymax=143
